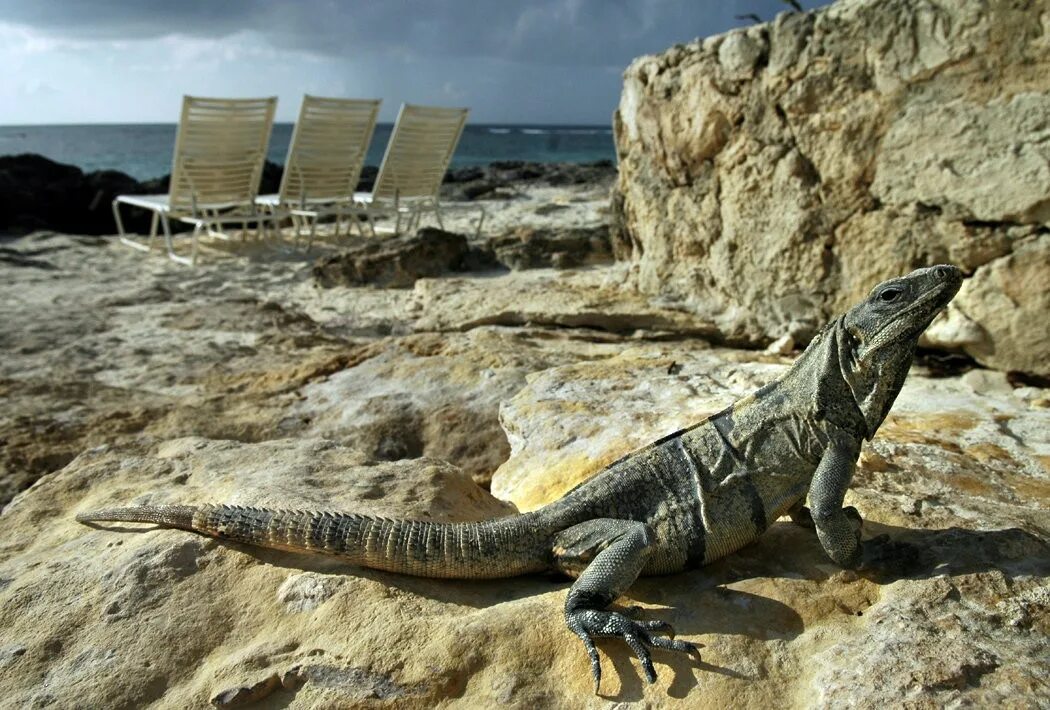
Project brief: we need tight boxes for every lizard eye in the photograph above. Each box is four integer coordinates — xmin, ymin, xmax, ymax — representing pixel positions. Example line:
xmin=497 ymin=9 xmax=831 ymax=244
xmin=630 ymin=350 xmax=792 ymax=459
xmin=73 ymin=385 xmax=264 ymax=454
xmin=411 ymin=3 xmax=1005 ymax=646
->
xmin=878 ymin=287 xmax=902 ymax=303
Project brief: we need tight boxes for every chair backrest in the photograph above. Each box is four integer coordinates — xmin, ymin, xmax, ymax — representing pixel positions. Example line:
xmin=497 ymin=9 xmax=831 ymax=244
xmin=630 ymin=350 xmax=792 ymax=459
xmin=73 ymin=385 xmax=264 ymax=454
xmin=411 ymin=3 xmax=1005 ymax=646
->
xmin=278 ymin=95 xmax=381 ymax=207
xmin=371 ymin=103 xmax=468 ymax=202
xmin=167 ymin=96 xmax=277 ymax=213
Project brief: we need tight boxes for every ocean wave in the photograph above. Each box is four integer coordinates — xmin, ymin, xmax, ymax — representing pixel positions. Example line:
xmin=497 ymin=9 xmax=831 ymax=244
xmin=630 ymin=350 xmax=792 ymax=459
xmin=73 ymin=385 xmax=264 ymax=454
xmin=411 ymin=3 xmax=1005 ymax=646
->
xmin=487 ymin=128 xmax=511 ymax=134
xmin=520 ymin=128 xmax=549 ymax=135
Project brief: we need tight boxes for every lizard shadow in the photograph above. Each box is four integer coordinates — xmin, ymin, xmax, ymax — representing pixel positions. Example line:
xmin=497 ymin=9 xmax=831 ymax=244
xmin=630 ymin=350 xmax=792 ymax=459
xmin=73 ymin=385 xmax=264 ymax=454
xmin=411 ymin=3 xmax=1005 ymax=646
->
xmin=857 ymin=520 xmax=1050 ymax=580
xmin=219 ymin=536 xmax=804 ymax=703
xmin=730 ymin=519 xmax=1050 ymax=583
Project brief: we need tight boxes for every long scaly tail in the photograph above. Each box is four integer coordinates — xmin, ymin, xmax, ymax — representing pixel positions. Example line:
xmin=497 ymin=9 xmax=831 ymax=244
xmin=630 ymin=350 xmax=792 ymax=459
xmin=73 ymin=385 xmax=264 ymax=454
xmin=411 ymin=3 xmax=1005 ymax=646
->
xmin=77 ymin=503 xmax=551 ymax=579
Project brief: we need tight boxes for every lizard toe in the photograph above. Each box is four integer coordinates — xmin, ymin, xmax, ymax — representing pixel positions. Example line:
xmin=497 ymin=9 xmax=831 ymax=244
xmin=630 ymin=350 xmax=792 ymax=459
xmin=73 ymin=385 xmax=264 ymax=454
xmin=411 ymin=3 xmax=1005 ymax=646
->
xmin=636 ymin=619 xmax=675 ymax=638
xmin=567 ymin=609 xmax=698 ymax=687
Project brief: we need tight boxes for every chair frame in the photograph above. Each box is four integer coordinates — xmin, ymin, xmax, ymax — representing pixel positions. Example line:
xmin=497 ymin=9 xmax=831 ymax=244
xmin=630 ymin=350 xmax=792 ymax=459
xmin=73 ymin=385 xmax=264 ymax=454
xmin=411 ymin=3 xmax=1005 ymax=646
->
xmin=353 ymin=103 xmax=486 ymax=238
xmin=257 ymin=95 xmax=381 ymax=250
xmin=113 ymin=96 xmax=280 ymax=265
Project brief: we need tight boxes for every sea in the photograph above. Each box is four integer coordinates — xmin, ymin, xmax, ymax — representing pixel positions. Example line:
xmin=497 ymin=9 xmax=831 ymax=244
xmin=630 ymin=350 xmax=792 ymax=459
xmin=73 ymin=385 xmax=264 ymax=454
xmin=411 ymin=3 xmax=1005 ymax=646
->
xmin=0 ymin=123 xmax=616 ymax=181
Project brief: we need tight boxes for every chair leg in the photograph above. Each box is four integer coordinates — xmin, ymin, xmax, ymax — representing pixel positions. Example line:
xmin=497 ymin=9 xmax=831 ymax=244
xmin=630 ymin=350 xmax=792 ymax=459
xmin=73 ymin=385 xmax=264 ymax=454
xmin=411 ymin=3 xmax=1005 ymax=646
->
xmin=191 ymin=223 xmax=202 ymax=265
xmin=148 ymin=212 xmax=159 ymax=250
xmin=112 ymin=199 xmax=125 ymax=238
xmin=305 ymin=216 xmax=318 ymax=253
xmin=115 ymin=200 xmax=154 ymax=252
xmin=162 ymin=215 xmax=193 ymax=266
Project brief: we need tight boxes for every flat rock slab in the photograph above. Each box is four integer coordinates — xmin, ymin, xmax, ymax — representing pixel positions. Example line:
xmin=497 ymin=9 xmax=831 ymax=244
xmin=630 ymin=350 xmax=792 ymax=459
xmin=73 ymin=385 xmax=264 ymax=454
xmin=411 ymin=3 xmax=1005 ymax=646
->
xmin=2 ymin=422 xmax=1047 ymax=708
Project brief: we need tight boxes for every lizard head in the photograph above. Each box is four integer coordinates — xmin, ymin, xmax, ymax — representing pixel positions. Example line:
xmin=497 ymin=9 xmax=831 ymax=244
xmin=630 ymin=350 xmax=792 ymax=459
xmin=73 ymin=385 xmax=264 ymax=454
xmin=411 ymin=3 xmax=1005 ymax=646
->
xmin=820 ymin=265 xmax=962 ymax=439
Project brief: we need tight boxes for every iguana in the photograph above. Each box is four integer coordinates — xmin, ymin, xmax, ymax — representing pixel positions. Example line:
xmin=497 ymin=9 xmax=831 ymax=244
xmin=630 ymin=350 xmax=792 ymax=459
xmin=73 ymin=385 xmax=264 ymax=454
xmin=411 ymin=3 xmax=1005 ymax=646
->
xmin=78 ymin=265 xmax=962 ymax=691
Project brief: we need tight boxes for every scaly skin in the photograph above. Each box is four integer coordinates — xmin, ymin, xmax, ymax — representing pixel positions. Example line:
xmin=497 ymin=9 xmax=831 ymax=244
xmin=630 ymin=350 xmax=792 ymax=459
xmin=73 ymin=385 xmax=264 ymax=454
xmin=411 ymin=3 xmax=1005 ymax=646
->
xmin=78 ymin=265 xmax=963 ymax=691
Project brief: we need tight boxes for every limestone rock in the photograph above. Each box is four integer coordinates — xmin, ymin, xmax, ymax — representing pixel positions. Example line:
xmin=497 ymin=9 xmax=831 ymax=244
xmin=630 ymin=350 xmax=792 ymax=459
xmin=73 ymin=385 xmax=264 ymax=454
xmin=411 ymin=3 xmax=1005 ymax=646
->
xmin=290 ymin=328 xmax=629 ymax=484
xmin=0 ymin=439 xmax=529 ymax=709
xmin=872 ymin=93 xmax=1050 ymax=224
xmin=718 ymin=30 xmax=767 ymax=79
xmin=409 ymin=265 xmax=722 ymax=338
xmin=950 ymin=235 xmax=1050 ymax=377
xmin=614 ymin=0 xmax=1050 ymax=373
xmin=491 ymin=344 xmax=783 ymax=510
xmin=2 ymin=371 xmax=1048 ymax=707
xmin=312 ymin=228 xmax=469 ymax=288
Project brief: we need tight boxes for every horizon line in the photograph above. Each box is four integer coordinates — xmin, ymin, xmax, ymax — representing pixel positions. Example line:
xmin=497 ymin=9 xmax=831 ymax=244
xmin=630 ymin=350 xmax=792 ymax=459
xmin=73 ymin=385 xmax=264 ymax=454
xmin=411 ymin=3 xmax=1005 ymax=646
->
xmin=0 ymin=120 xmax=616 ymax=128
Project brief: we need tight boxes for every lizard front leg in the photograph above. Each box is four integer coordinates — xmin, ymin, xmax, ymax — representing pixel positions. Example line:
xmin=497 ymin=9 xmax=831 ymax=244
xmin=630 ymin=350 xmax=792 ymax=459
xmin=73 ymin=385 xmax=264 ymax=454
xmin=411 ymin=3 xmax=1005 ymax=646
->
xmin=809 ymin=435 xmax=919 ymax=573
xmin=809 ymin=436 xmax=865 ymax=567
xmin=553 ymin=519 xmax=700 ymax=692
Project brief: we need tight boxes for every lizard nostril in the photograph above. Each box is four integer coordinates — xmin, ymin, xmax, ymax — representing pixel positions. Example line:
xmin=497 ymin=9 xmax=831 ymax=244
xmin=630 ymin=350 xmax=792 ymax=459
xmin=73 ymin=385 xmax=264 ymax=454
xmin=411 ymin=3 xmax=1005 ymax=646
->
xmin=933 ymin=265 xmax=953 ymax=280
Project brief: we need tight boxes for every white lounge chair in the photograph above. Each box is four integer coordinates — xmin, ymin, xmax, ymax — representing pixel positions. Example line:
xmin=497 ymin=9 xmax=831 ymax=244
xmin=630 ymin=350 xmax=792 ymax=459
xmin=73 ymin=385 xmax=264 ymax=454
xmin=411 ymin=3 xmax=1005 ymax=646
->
xmin=257 ymin=95 xmax=381 ymax=250
xmin=113 ymin=96 xmax=279 ymax=265
xmin=354 ymin=103 xmax=485 ymax=237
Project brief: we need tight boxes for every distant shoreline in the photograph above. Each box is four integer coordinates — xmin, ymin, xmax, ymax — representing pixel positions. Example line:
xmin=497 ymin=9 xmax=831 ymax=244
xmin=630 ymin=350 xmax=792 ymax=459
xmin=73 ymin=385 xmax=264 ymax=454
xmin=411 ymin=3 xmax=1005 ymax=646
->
xmin=0 ymin=152 xmax=617 ymax=237
xmin=0 ymin=123 xmax=617 ymax=182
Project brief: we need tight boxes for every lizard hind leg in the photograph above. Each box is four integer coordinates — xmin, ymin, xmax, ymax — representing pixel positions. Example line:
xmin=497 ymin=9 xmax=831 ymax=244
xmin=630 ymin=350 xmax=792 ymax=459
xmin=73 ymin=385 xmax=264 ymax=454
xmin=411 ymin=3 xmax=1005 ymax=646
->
xmin=553 ymin=519 xmax=700 ymax=693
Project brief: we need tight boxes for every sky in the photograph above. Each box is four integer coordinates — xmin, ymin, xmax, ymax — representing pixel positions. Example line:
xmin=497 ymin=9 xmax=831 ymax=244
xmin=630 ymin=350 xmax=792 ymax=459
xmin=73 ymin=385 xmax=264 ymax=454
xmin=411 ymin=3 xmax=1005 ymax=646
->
xmin=0 ymin=0 xmax=829 ymax=125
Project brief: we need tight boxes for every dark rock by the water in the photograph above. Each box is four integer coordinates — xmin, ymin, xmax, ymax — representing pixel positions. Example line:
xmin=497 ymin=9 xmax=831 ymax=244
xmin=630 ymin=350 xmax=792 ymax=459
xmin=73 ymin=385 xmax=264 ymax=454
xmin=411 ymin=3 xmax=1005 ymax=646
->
xmin=0 ymin=153 xmax=616 ymax=236
xmin=0 ymin=154 xmax=140 ymax=236
xmin=0 ymin=154 xmax=285 ymax=237
xmin=441 ymin=160 xmax=617 ymax=201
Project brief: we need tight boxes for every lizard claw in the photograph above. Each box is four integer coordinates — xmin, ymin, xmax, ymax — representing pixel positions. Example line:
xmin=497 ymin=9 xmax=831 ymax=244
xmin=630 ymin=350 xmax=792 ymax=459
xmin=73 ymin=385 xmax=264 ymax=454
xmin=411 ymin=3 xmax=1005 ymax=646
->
xmin=566 ymin=609 xmax=700 ymax=692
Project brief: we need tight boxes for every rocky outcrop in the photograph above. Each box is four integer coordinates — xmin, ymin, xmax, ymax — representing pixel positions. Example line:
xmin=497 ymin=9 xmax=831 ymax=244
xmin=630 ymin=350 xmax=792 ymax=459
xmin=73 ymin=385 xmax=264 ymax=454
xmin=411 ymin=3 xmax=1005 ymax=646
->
xmin=0 ymin=232 xmax=711 ymax=503
xmin=1 ymin=228 xmax=1048 ymax=706
xmin=614 ymin=0 xmax=1050 ymax=374
xmin=932 ymin=234 xmax=1050 ymax=377
xmin=312 ymin=228 xmax=471 ymax=288
xmin=440 ymin=160 xmax=617 ymax=201
xmin=310 ymin=224 xmax=614 ymax=289
xmin=478 ymin=225 xmax=612 ymax=270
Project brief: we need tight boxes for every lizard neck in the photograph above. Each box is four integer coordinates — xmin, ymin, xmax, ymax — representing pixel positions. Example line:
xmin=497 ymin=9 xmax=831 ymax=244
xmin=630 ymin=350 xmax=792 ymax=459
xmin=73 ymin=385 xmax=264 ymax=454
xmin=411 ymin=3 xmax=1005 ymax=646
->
xmin=777 ymin=317 xmax=869 ymax=439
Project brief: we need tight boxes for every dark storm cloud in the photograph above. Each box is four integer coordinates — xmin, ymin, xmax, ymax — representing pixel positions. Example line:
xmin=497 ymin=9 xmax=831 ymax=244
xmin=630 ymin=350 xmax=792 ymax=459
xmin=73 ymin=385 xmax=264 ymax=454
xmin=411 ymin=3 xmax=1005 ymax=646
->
xmin=0 ymin=0 xmax=827 ymax=67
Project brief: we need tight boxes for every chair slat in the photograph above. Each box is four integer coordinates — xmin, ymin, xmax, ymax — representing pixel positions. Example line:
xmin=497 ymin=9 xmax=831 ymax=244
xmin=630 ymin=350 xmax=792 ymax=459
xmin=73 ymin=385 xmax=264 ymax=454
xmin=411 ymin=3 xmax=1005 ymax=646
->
xmin=168 ymin=95 xmax=277 ymax=211
xmin=277 ymin=95 xmax=381 ymax=206
xmin=371 ymin=103 xmax=468 ymax=202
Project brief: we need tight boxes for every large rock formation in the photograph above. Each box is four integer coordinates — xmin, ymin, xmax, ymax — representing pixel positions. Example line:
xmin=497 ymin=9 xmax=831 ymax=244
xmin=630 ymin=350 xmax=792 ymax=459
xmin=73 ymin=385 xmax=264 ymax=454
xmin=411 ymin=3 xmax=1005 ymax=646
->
xmin=614 ymin=0 xmax=1050 ymax=375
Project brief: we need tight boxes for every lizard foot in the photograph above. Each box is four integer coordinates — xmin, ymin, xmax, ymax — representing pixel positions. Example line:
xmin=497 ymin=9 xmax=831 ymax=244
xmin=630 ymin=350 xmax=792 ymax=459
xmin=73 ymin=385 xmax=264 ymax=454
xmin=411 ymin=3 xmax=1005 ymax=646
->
xmin=566 ymin=609 xmax=701 ymax=692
